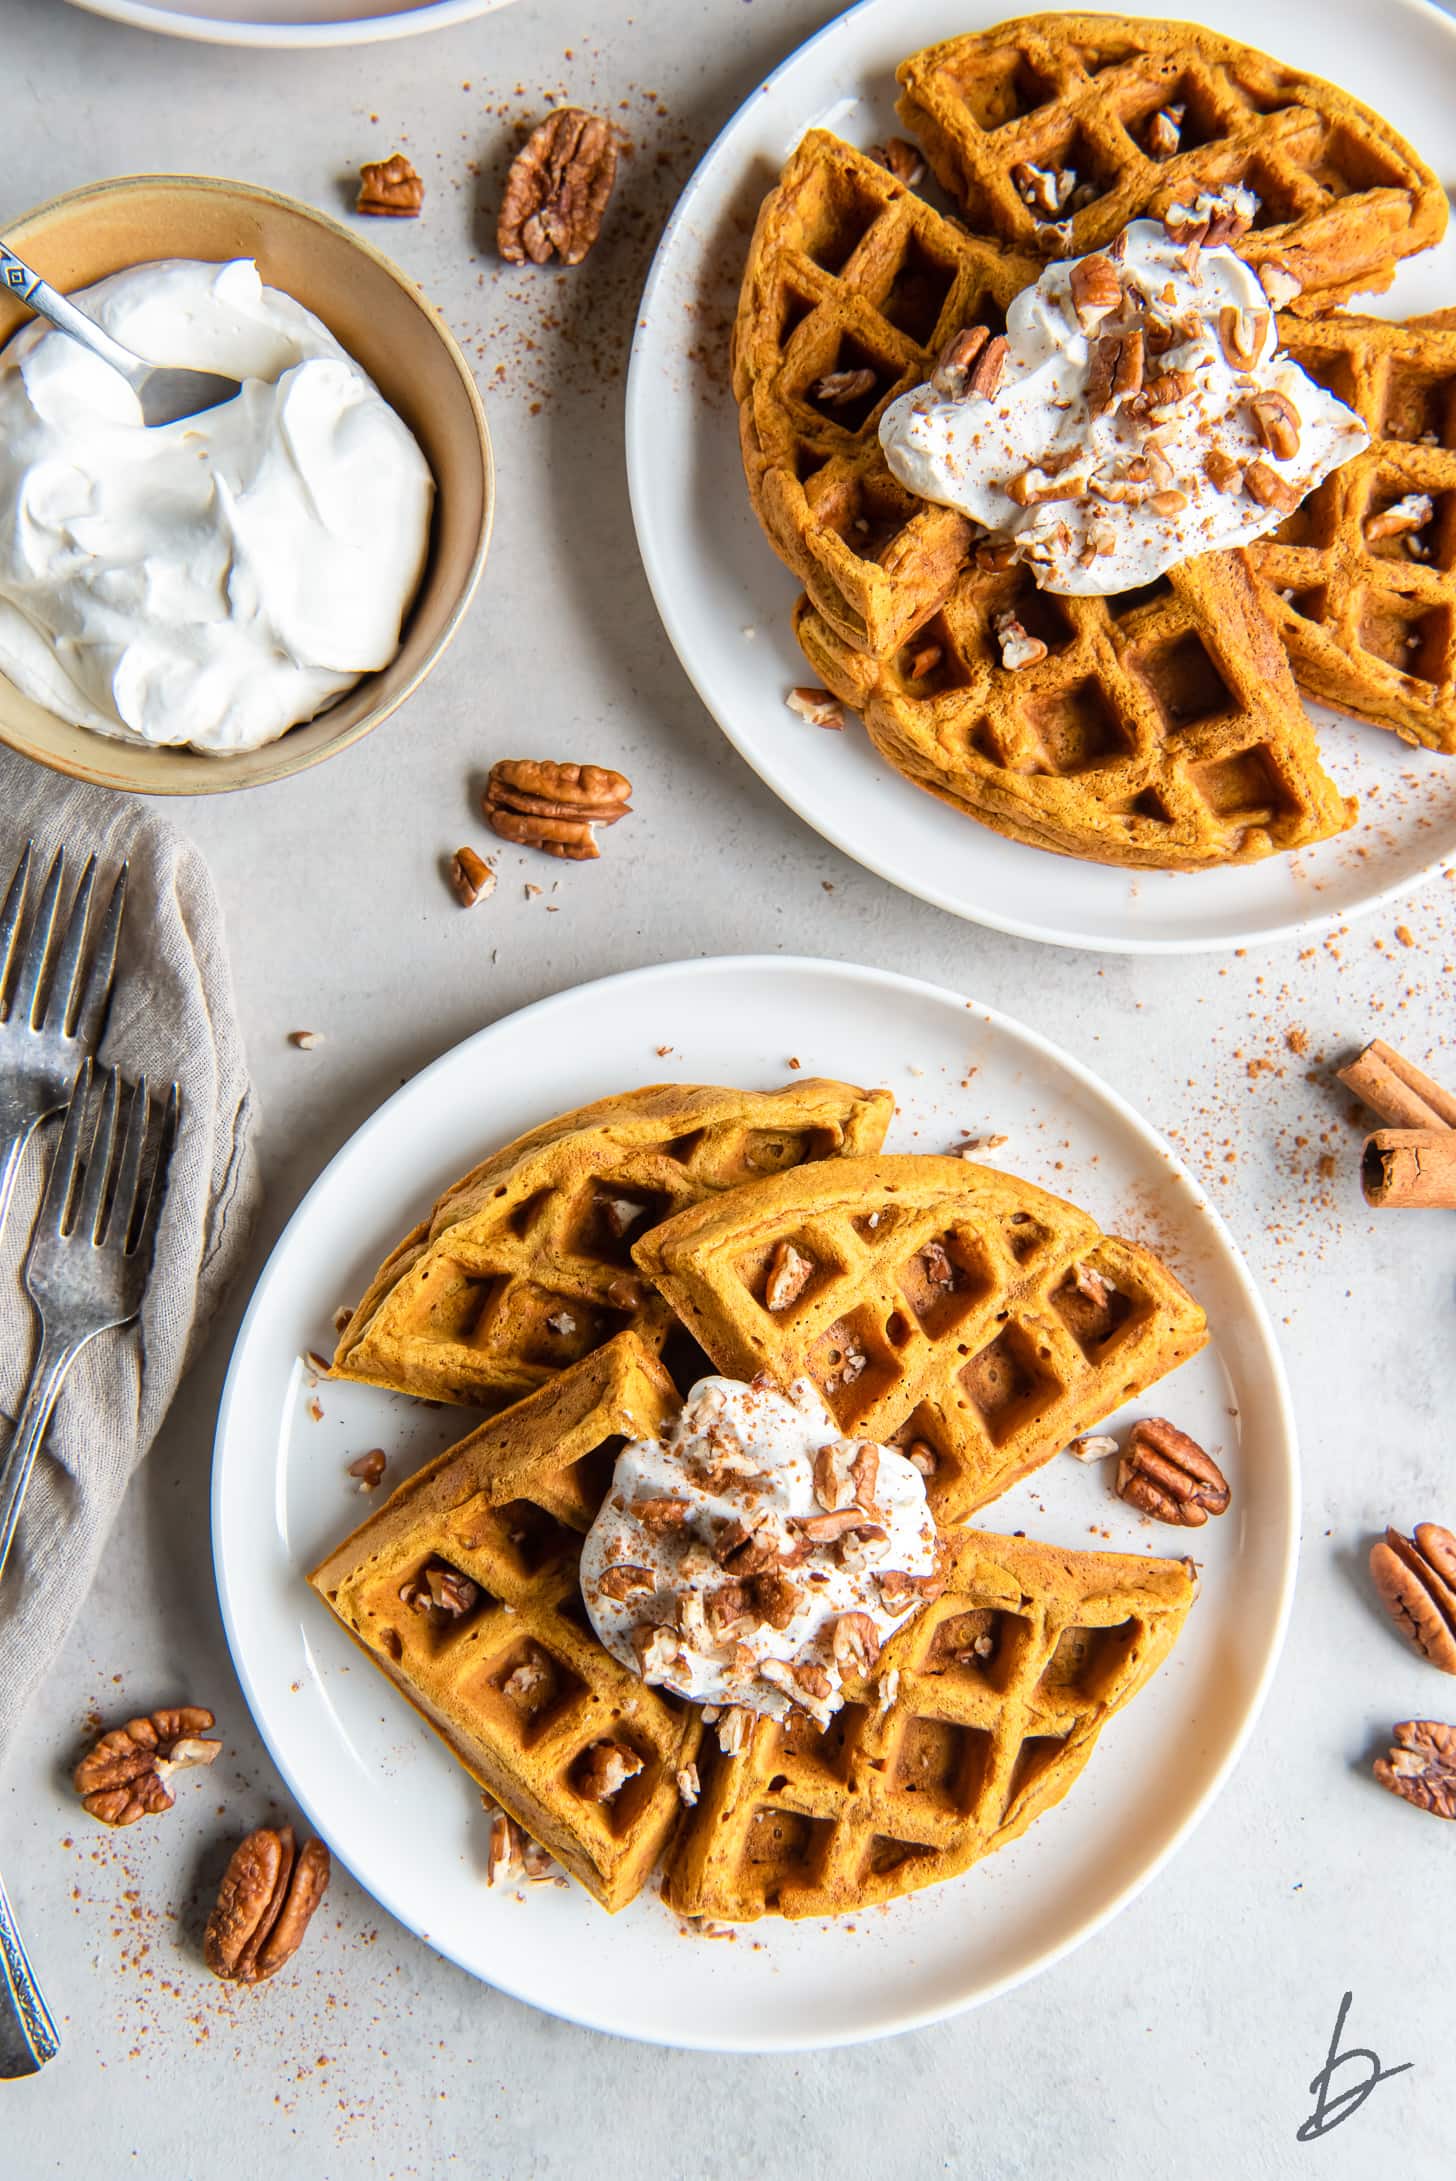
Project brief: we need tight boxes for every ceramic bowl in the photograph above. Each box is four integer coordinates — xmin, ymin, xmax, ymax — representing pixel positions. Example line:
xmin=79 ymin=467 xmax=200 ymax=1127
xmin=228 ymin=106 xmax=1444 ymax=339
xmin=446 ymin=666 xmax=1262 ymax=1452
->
xmin=0 ymin=173 xmax=492 ymax=794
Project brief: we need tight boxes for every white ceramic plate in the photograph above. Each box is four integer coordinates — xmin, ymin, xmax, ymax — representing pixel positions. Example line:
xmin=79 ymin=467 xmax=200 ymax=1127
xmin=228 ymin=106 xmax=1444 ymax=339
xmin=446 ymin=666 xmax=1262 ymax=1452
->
xmin=213 ymin=956 xmax=1296 ymax=2050
xmin=625 ymin=0 xmax=1456 ymax=953
xmin=62 ymin=0 xmax=515 ymax=49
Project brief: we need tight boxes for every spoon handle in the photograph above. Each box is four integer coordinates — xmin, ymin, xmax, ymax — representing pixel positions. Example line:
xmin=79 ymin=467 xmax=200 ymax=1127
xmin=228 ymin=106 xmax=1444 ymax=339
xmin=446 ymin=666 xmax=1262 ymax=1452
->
xmin=0 ymin=240 xmax=146 ymax=393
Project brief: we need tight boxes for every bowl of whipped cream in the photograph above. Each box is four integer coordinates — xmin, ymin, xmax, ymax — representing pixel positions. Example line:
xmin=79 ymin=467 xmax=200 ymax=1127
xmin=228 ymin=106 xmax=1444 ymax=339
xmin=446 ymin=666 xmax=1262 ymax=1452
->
xmin=0 ymin=173 xmax=492 ymax=793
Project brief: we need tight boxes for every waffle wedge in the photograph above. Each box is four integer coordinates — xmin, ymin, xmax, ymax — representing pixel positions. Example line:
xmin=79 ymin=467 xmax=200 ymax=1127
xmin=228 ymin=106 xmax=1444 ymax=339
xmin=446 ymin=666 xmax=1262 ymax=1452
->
xmin=734 ymin=128 xmax=1040 ymax=658
xmin=309 ymin=1335 xmax=695 ymax=1913
xmin=632 ymin=1154 xmax=1207 ymax=1525
xmin=897 ymin=16 xmax=1445 ymax=314
xmin=1248 ymin=309 xmax=1456 ymax=755
xmin=332 ymin=1079 xmax=892 ymax=1406
xmin=797 ymin=549 xmax=1355 ymax=870
xmin=667 ymin=1526 xmax=1195 ymax=1919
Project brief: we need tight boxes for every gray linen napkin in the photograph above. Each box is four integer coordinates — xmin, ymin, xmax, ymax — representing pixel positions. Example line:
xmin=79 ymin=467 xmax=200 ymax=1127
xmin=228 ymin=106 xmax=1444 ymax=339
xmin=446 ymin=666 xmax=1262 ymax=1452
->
xmin=0 ymin=750 xmax=259 ymax=1757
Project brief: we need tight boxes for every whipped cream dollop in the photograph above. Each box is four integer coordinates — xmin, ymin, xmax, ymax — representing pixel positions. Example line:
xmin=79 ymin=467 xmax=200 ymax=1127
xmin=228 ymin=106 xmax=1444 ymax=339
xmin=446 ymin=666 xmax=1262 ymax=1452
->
xmin=0 ymin=257 xmax=434 ymax=751
xmin=878 ymin=203 xmax=1368 ymax=596
xmin=579 ymin=1375 xmax=940 ymax=1733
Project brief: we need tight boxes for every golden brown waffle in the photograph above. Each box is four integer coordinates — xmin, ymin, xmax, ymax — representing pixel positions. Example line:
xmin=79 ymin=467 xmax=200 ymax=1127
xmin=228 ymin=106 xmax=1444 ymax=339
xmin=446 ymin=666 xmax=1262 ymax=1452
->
xmin=309 ymin=1335 xmax=697 ymax=1913
xmin=796 ymin=549 xmax=1355 ymax=870
xmin=733 ymin=128 xmax=1040 ymax=657
xmin=332 ymin=1079 xmax=893 ymax=1406
xmin=1247 ymin=310 xmax=1456 ymax=756
xmin=897 ymin=16 xmax=1445 ymax=314
xmin=632 ymin=1154 xmax=1207 ymax=1526
xmin=666 ymin=1526 xmax=1195 ymax=1919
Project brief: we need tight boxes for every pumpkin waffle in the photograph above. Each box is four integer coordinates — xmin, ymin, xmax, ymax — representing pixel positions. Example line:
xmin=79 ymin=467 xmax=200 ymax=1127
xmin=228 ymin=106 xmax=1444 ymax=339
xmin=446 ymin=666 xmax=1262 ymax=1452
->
xmin=796 ymin=548 xmax=1355 ymax=870
xmin=309 ymin=1335 xmax=696 ymax=1913
xmin=331 ymin=1078 xmax=892 ymax=1407
xmin=896 ymin=17 xmax=1445 ymax=315
xmin=631 ymin=1154 xmax=1207 ymax=1526
xmin=1247 ymin=309 xmax=1456 ymax=756
xmin=666 ymin=1526 xmax=1195 ymax=1920
xmin=733 ymin=128 xmax=1040 ymax=657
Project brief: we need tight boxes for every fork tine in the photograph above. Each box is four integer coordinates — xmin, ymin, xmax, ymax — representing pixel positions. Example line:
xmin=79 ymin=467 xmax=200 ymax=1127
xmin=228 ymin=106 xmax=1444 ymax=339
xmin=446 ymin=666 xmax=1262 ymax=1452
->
xmin=128 ymin=1081 xmax=178 ymax=1263
xmin=9 ymin=847 xmax=65 ymax=1032
xmin=40 ymin=852 xmax=96 ymax=1039
xmin=40 ymin=1058 xmax=93 ymax=1238
xmin=70 ymin=861 xmax=127 ymax=1048
xmin=75 ymin=1066 xmax=120 ymax=1246
xmin=0 ymin=840 xmax=32 ymax=1015
xmin=110 ymin=1076 xmax=150 ymax=1250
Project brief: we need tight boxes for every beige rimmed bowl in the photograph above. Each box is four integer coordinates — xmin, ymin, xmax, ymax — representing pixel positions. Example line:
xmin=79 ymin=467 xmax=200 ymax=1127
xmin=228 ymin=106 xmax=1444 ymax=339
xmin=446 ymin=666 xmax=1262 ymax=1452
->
xmin=0 ymin=173 xmax=493 ymax=795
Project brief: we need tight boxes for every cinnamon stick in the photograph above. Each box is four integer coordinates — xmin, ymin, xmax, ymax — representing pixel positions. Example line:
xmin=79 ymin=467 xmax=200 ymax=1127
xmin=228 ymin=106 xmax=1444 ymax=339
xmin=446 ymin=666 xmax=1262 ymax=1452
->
xmin=1362 ymin=1129 xmax=1456 ymax=1210
xmin=1339 ymin=1039 xmax=1456 ymax=1132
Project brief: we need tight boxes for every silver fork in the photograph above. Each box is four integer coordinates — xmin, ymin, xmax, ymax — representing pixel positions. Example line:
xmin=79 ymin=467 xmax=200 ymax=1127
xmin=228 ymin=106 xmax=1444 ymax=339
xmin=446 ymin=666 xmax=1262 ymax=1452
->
xmin=0 ymin=841 xmax=128 ymax=1244
xmin=0 ymin=1060 xmax=176 ymax=2079
xmin=0 ymin=1058 xmax=178 ymax=1587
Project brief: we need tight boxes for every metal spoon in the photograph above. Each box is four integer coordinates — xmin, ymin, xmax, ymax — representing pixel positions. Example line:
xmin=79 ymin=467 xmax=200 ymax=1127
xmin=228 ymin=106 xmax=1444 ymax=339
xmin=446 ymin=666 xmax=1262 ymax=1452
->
xmin=0 ymin=239 xmax=242 ymax=427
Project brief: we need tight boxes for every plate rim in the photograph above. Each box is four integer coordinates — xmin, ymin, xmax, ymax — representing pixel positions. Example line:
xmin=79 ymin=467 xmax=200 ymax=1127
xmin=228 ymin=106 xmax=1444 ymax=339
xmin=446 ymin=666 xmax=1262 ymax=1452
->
xmin=624 ymin=0 xmax=1456 ymax=956
xmin=60 ymin=0 xmax=516 ymax=48
xmin=211 ymin=952 xmax=1300 ymax=2051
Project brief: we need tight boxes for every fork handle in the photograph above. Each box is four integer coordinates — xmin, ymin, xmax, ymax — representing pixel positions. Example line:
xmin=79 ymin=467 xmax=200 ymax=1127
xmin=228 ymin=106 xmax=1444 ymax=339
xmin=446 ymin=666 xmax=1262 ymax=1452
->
xmin=0 ymin=1333 xmax=79 ymax=1590
xmin=0 ymin=1865 xmax=59 ymax=2076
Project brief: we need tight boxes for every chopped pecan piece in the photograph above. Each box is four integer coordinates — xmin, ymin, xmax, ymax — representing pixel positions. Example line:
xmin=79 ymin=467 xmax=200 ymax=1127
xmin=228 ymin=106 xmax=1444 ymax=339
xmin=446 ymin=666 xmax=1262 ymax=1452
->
xmin=748 ymin=1570 xmax=801 ymax=1631
xmin=1249 ymin=389 xmax=1301 ymax=462
xmin=346 ymin=1448 xmax=387 ymax=1491
xmin=1257 ymin=261 xmax=1301 ymax=309
xmin=1370 ymin=1523 xmax=1456 ymax=1673
xmin=595 ymin=1562 xmax=657 ymax=1602
xmin=1216 ymin=304 xmax=1269 ymax=371
xmin=764 ymin=1239 xmax=815 ymax=1312
xmin=1242 ymin=459 xmax=1301 ymax=514
xmin=1203 ymin=447 xmax=1243 ymax=494
xmin=576 ymin=1739 xmax=645 ymax=1803
xmin=705 ymin=1581 xmax=752 ymax=1637
xmin=633 ymin=1495 xmax=691 ymax=1534
xmin=993 ymin=610 xmax=1048 ymax=672
xmin=631 ymin=1623 xmax=683 ymax=1681
xmin=449 ymin=846 xmax=495 ymax=907
xmin=832 ymin=1611 xmax=881 ymax=1676
xmin=813 ymin=366 xmax=877 ymax=407
xmin=717 ymin=1705 xmax=755 ymax=1755
xmin=486 ymin=1810 xmax=525 ymax=1885
xmin=714 ymin=1519 xmax=780 ymax=1575
xmin=498 ymin=108 xmax=618 ymax=267
xmin=876 ymin=1568 xmax=944 ymax=1612
xmin=758 ymin=1656 xmax=833 ymax=1722
xmin=1374 ymin=1719 xmax=1456 ymax=1819
xmin=1364 ymin=493 xmax=1433 ymax=545
xmin=1011 ymin=160 xmax=1074 ymax=218
xmin=676 ymin=1761 xmax=701 ymax=1807
xmin=501 ymin=1649 xmax=555 ymax=1708
xmin=965 ymin=334 xmax=1008 ymax=401
xmin=904 ymin=1438 xmax=938 ymax=1479
xmin=73 ymin=1707 xmax=221 ymax=1828
xmin=484 ymin=759 xmax=632 ymax=863
xmin=356 ymin=152 xmax=424 ymax=217
xmin=931 ymin=324 xmax=990 ymax=398
xmin=795 ymin=1506 xmax=873 ymax=1545
xmin=205 ymin=1826 xmax=331 ymax=1984
xmin=877 ymin=137 xmax=925 ymax=187
xmin=906 ymin=641 xmax=943 ymax=681
xmin=785 ymin=686 xmax=844 ymax=730
xmin=1115 ymin=1418 xmax=1230 ymax=1526
xmin=1068 ymin=254 xmax=1121 ymax=333
xmin=1068 ymin=1432 xmax=1120 ymax=1463
xmin=1145 ymin=105 xmax=1183 ymax=158
xmin=426 ymin=1560 xmax=479 ymax=1617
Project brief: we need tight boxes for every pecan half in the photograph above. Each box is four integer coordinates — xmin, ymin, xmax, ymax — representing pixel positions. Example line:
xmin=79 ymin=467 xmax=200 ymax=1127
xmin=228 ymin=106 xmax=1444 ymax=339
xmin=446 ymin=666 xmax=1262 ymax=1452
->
xmin=1370 ymin=1523 xmax=1456 ymax=1673
xmin=484 ymin=759 xmax=631 ymax=862
xmin=204 ymin=1825 xmax=331 ymax=1983
xmin=356 ymin=152 xmax=423 ymax=217
xmin=1115 ymin=1418 xmax=1230 ymax=1526
xmin=73 ymin=1707 xmax=221 ymax=1828
xmin=965 ymin=334 xmax=1008 ymax=400
xmin=498 ymin=108 xmax=618 ymax=267
xmin=1373 ymin=1719 xmax=1456 ymax=1819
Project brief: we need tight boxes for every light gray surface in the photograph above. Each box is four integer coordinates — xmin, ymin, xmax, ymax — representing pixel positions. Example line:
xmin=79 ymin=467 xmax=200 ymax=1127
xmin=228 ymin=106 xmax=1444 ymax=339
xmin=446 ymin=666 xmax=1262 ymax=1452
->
xmin=3 ymin=0 xmax=1454 ymax=2173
